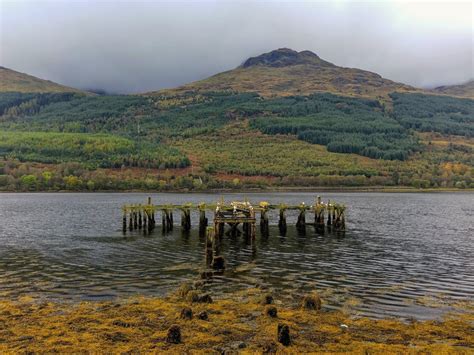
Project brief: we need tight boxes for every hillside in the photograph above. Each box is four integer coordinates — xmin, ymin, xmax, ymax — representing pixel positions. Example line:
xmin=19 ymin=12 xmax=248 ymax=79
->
xmin=0 ymin=49 xmax=472 ymax=192
xmin=149 ymin=48 xmax=417 ymax=99
xmin=0 ymin=66 xmax=85 ymax=93
xmin=432 ymin=80 xmax=474 ymax=99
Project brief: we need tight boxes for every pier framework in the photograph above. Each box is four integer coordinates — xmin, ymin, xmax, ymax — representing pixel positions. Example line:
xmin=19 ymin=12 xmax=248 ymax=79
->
xmin=121 ymin=196 xmax=346 ymax=237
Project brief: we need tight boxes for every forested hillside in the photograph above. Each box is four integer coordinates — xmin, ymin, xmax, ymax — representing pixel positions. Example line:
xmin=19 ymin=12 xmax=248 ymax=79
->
xmin=0 ymin=88 xmax=472 ymax=191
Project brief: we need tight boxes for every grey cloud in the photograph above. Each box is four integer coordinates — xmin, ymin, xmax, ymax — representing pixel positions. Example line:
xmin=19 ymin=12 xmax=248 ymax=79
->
xmin=1 ymin=1 xmax=472 ymax=93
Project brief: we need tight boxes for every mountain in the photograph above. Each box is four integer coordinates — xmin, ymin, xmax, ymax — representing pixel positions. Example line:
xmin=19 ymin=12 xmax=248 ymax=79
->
xmin=0 ymin=49 xmax=472 ymax=192
xmin=431 ymin=80 xmax=474 ymax=99
xmin=149 ymin=48 xmax=416 ymax=99
xmin=0 ymin=66 xmax=85 ymax=93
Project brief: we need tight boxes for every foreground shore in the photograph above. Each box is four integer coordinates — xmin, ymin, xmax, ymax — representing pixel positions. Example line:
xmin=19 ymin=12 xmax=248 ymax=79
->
xmin=1 ymin=287 xmax=473 ymax=353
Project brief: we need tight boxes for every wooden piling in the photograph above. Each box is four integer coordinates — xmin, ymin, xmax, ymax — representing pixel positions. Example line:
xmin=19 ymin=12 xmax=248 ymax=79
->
xmin=296 ymin=203 xmax=306 ymax=229
xmin=129 ymin=210 xmax=133 ymax=231
xmin=138 ymin=205 xmax=143 ymax=229
xmin=199 ymin=204 xmax=208 ymax=236
xmin=181 ymin=208 xmax=191 ymax=231
xmin=327 ymin=200 xmax=332 ymax=226
xmin=150 ymin=208 xmax=155 ymax=230
xmin=143 ymin=209 xmax=147 ymax=230
xmin=133 ymin=207 xmax=138 ymax=229
xmin=122 ymin=210 xmax=127 ymax=233
xmin=162 ymin=210 xmax=166 ymax=233
xmin=278 ymin=208 xmax=287 ymax=235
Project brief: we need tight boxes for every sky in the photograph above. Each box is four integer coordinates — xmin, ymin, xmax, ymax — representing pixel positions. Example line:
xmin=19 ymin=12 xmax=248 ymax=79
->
xmin=1 ymin=0 xmax=473 ymax=94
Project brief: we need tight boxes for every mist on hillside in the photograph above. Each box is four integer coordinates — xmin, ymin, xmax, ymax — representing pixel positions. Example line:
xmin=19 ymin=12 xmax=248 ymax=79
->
xmin=1 ymin=1 xmax=472 ymax=93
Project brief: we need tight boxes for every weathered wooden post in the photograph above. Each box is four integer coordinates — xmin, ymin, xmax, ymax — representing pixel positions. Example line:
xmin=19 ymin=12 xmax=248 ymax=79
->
xmin=138 ymin=204 xmax=143 ymax=229
xmin=259 ymin=202 xmax=269 ymax=237
xmin=333 ymin=204 xmax=346 ymax=231
xmin=151 ymin=206 xmax=156 ymax=229
xmin=129 ymin=208 xmax=134 ymax=231
xmin=143 ymin=209 xmax=148 ymax=231
xmin=296 ymin=202 xmax=306 ymax=231
xmin=278 ymin=207 xmax=287 ymax=235
xmin=250 ymin=206 xmax=256 ymax=241
xmin=314 ymin=196 xmax=325 ymax=229
xmin=148 ymin=208 xmax=153 ymax=231
xmin=163 ymin=208 xmax=173 ymax=231
xmin=122 ymin=208 xmax=127 ymax=233
xmin=133 ymin=206 xmax=138 ymax=230
xmin=181 ymin=207 xmax=191 ymax=232
xmin=339 ymin=205 xmax=346 ymax=231
xmin=162 ymin=209 xmax=167 ymax=233
xmin=199 ymin=203 xmax=208 ymax=236
xmin=327 ymin=200 xmax=332 ymax=226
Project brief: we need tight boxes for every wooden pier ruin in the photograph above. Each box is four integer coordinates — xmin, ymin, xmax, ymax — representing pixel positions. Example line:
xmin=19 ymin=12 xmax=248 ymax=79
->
xmin=121 ymin=196 xmax=346 ymax=237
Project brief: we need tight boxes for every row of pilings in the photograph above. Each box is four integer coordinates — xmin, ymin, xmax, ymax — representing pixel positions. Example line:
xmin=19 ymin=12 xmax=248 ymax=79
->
xmin=122 ymin=197 xmax=346 ymax=236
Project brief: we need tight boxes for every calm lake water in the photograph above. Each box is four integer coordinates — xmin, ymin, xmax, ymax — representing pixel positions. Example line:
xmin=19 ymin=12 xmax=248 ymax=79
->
xmin=0 ymin=192 xmax=473 ymax=320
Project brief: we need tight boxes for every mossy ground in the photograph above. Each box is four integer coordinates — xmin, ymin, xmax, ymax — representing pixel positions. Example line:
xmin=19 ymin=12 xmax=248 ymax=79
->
xmin=1 ymin=287 xmax=473 ymax=353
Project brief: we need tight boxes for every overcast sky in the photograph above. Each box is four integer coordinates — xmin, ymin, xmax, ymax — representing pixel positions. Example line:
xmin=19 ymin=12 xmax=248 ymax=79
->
xmin=1 ymin=0 xmax=473 ymax=93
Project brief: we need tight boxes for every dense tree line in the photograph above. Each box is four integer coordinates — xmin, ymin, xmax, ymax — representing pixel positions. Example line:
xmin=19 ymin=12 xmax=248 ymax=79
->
xmin=250 ymin=94 xmax=417 ymax=160
xmin=0 ymin=92 xmax=78 ymax=117
xmin=0 ymin=130 xmax=189 ymax=169
xmin=391 ymin=93 xmax=474 ymax=137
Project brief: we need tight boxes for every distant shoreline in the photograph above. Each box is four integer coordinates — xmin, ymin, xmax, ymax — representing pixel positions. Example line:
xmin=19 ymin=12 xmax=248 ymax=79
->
xmin=1 ymin=187 xmax=472 ymax=194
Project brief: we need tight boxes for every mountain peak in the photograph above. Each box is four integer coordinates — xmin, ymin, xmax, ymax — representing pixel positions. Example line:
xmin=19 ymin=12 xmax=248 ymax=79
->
xmin=241 ymin=48 xmax=334 ymax=68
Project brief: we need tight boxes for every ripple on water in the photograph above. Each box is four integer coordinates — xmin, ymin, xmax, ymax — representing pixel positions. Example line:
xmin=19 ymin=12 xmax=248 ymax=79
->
xmin=0 ymin=192 xmax=473 ymax=319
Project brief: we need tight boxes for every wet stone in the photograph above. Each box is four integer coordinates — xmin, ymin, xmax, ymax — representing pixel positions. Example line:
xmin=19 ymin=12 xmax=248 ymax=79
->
xmin=260 ymin=294 xmax=274 ymax=305
xmin=186 ymin=291 xmax=200 ymax=303
xmin=198 ymin=294 xmax=213 ymax=303
xmin=265 ymin=305 xmax=278 ymax=318
xmin=166 ymin=325 xmax=181 ymax=344
xmin=197 ymin=310 xmax=209 ymax=320
xmin=180 ymin=307 xmax=193 ymax=320
xmin=301 ymin=293 xmax=322 ymax=311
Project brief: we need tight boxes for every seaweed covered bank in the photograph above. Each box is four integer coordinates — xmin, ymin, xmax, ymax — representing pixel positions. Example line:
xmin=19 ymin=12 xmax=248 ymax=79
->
xmin=1 ymin=287 xmax=473 ymax=353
